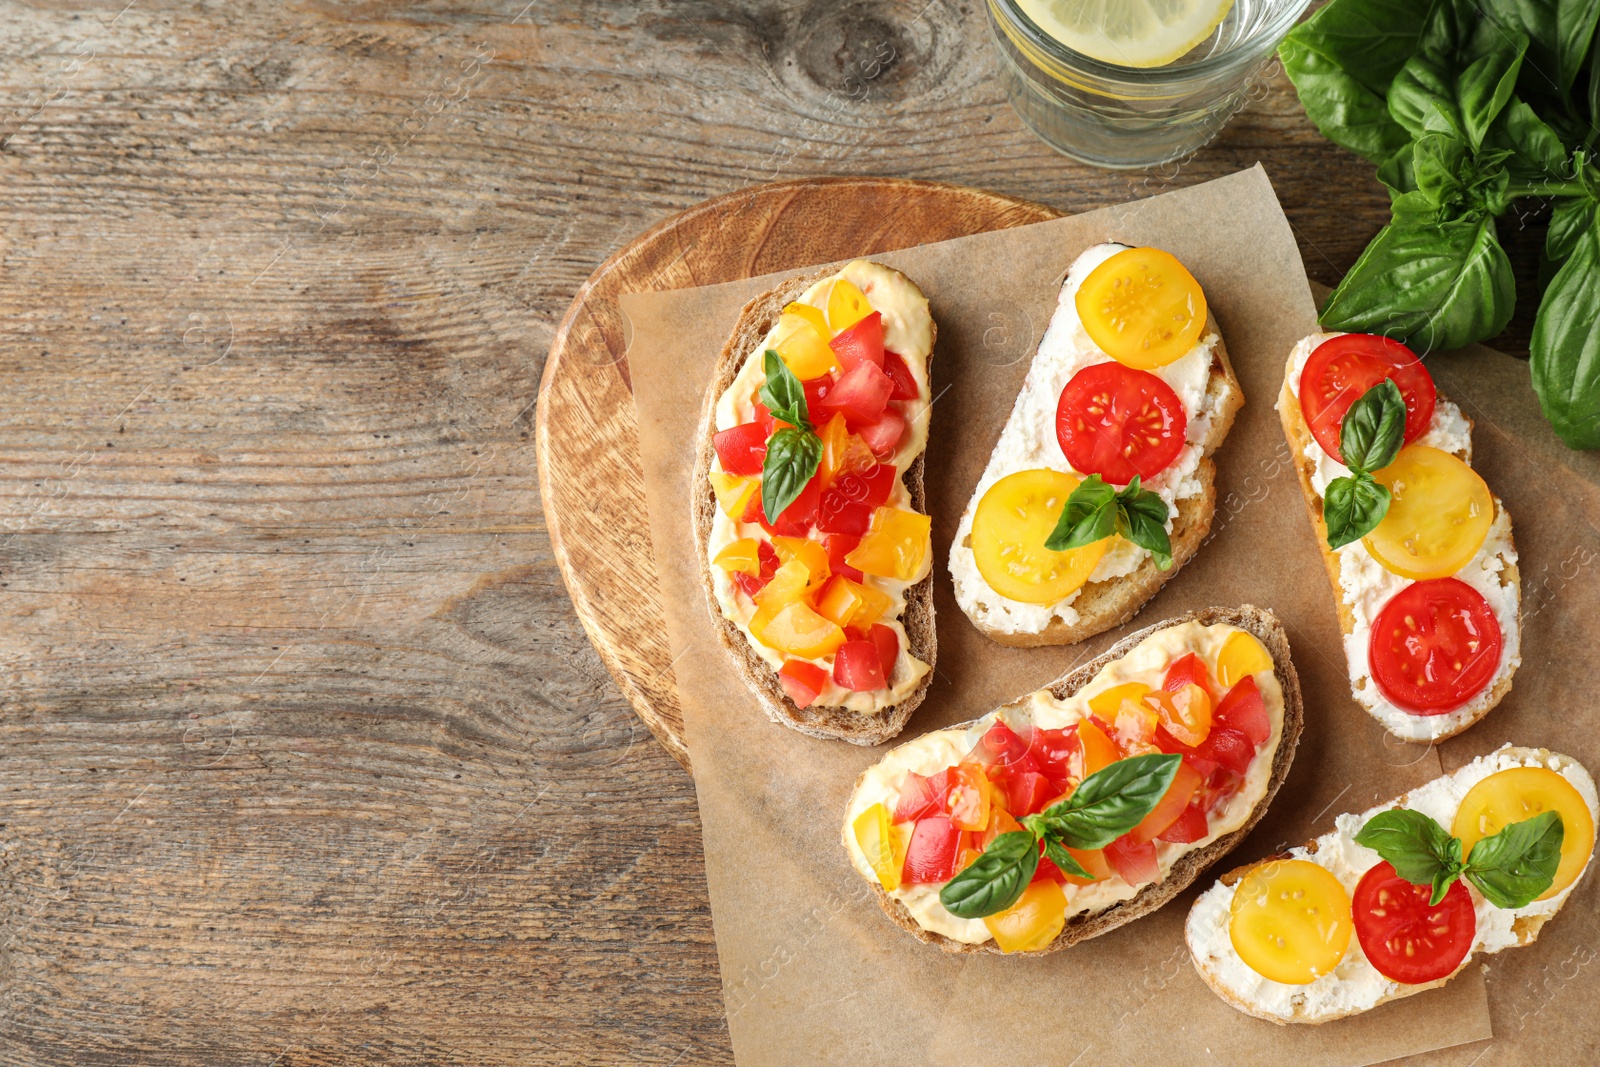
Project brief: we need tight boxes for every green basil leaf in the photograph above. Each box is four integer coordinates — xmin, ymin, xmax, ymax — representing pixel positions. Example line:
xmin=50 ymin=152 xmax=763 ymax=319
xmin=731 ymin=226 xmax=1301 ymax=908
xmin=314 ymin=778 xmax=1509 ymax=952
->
xmin=1339 ymin=379 xmax=1407 ymax=471
xmin=1115 ymin=477 xmax=1173 ymax=570
xmin=1484 ymin=98 xmax=1570 ymax=181
xmin=1541 ymin=195 xmax=1594 ymax=290
xmin=1324 ymin=471 xmax=1392 ymax=549
xmin=758 ymin=349 xmax=810 ymax=432
xmin=760 ymin=427 xmax=821 ymax=523
xmin=1464 ymin=810 xmax=1565 ymax=908
xmin=1044 ymin=473 xmax=1117 ymax=552
xmin=1038 ymin=753 xmax=1182 ymax=851
xmin=1481 ymin=0 xmax=1600 ymax=93
xmin=1389 ymin=53 xmax=1465 ymax=141
xmin=1281 ymin=0 xmax=1434 ymax=93
xmin=1377 ymin=141 xmax=1419 ymax=197
xmin=1353 ymin=808 xmax=1463 ymax=887
xmin=1043 ymin=838 xmax=1094 ymax=882
xmin=1453 ymin=29 xmax=1526 ymax=149
xmin=1531 ymin=212 xmax=1600 ymax=447
xmin=1411 ymin=133 xmax=1470 ymax=205
xmin=1280 ymin=36 xmax=1413 ymax=164
xmin=939 ymin=830 xmax=1039 ymax=919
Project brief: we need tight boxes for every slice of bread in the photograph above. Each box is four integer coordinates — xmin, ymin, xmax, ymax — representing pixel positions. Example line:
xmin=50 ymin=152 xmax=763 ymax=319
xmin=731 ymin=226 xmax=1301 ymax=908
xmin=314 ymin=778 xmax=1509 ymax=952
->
xmin=1275 ymin=350 xmax=1518 ymax=741
xmin=958 ymin=325 xmax=1245 ymax=649
xmin=691 ymin=267 xmax=935 ymax=746
xmin=1188 ymin=746 xmax=1594 ymax=1024
xmin=859 ymin=604 xmax=1303 ymax=954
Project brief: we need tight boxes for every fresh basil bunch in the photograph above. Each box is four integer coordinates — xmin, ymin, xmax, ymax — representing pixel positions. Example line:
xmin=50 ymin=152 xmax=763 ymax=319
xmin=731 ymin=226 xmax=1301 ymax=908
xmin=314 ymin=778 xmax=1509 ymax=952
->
xmin=1323 ymin=379 xmax=1407 ymax=548
xmin=758 ymin=350 xmax=822 ymax=522
xmin=938 ymin=752 xmax=1180 ymax=919
xmin=1355 ymin=806 xmax=1564 ymax=908
xmin=1280 ymin=0 xmax=1600 ymax=447
xmin=1044 ymin=474 xmax=1173 ymax=569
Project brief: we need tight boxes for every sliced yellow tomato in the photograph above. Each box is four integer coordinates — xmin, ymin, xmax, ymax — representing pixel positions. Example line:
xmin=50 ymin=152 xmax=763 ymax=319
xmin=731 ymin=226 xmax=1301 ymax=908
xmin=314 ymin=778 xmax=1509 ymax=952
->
xmin=708 ymin=470 xmax=759 ymax=520
xmin=1060 ymin=845 xmax=1114 ymax=886
xmin=817 ymin=413 xmax=876 ymax=487
xmin=1364 ymin=445 xmax=1494 ymax=580
xmin=783 ymin=301 xmax=831 ymax=340
xmin=1111 ymin=694 xmax=1160 ymax=751
xmin=1077 ymin=716 xmax=1120 ymax=775
xmin=984 ymin=880 xmax=1067 ymax=954
xmin=712 ymin=537 xmax=761 ymax=576
xmin=772 ymin=312 xmax=838 ymax=380
xmin=827 ymin=278 xmax=872 ymax=332
xmin=970 ymin=469 xmax=1107 ymax=604
xmin=947 ymin=763 xmax=994 ymax=832
xmin=1229 ymin=860 xmax=1353 ymax=985
xmin=1216 ymin=630 xmax=1273 ymax=688
xmin=771 ymin=535 xmax=830 ymax=595
xmin=750 ymin=600 xmax=845 ymax=658
xmin=979 ymin=807 xmax=1024 ymax=849
xmin=853 ymin=803 xmax=908 ymax=892
xmin=748 ymin=559 xmax=811 ymax=634
xmin=815 ymin=574 xmax=892 ymax=630
xmin=1089 ymin=682 xmax=1152 ymax=718
xmin=1074 ymin=247 xmax=1207 ymax=370
xmin=1453 ymin=767 xmax=1596 ymax=901
xmin=1149 ymin=683 xmax=1211 ymax=747
xmin=845 ymin=507 xmax=930 ymax=581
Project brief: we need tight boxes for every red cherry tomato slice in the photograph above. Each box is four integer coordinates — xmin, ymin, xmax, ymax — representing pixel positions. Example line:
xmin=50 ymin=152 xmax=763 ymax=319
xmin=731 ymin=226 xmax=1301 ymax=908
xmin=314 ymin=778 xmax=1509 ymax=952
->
xmin=1299 ymin=334 xmax=1437 ymax=462
xmin=1370 ymin=578 xmax=1502 ymax=713
xmin=1055 ymin=362 xmax=1188 ymax=485
xmin=731 ymin=540 xmax=780 ymax=600
xmin=1353 ymin=861 xmax=1475 ymax=985
xmin=816 ymin=360 xmax=892 ymax=428
xmin=1156 ymin=802 xmax=1208 ymax=844
xmin=893 ymin=768 xmax=953 ymax=823
xmin=1163 ymin=652 xmax=1216 ymax=699
xmin=901 ymin=816 xmax=966 ymax=884
xmin=1104 ymin=834 xmax=1159 ymax=885
xmin=828 ymin=311 xmax=884 ymax=371
xmin=867 ymin=623 xmax=898 ymax=679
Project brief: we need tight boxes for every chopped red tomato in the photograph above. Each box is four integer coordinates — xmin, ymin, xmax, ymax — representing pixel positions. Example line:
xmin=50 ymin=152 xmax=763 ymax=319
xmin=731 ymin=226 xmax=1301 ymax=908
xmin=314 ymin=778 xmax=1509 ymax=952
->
xmin=1156 ymin=802 xmax=1209 ymax=844
xmin=731 ymin=540 xmax=780 ymax=599
xmin=1193 ymin=725 xmax=1254 ymax=775
xmin=1198 ymin=769 xmax=1243 ymax=814
xmin=759 ymin=474 xmax=822 ymax=535
xmin=1353 ymin=860 xmax=1475 ymax=984
xmin=1213 ymin=676 xmax=1269 ymax=745
xmin=858 ymin=407 xmax=905 ymax=457
xmin=713 ymin=422 xmax=767 ymax=476
xmin=902 ymin=816 xmax=966 ymax=884
xmin=882 ymin=351 xmax=919 ymax=400
xmin=1004 ymin=771 xmax=1054 ymax=817
xmin=972 ymin=721 xmax=1041 ymax=779
xmin=1032 ymin=843 xmax=1068 ymax=884
xmin=817 ymin=359 xmax=893 ymax=428
xmin=868 ymin=623 xmax=898 ymax=678
xmin=833 ymin=639 xmax=886 ymax=691
xmin=1026 ymin=726 xmax=1081 ymax=788
xmin=828 ymin=311 xmax=883 ymax=370
xmin=777 ymin=659 xmax=827 ymax=709
xmin=893 ymin=768 xmax=953 ymax=823
xmin=1163 ymin=652 xmax=1216 ymax=699
xmin=1128 ymin=762 xmax=1203 ymax=844
xmin=815 ymin=494 xmax=872 ymax=537
xmin=824 ymin=532 xmax=863 ymax=582
xmin=1105 ymin=834 xmax=1160 ymax=886
xmin=802 ymin=378 xmax=831 ymax=419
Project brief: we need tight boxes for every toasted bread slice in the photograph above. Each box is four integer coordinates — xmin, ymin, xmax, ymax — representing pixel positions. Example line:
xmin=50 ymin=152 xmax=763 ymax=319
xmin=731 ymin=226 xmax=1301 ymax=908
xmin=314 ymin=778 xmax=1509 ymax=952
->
xmin=1188 ymin=746 xmax=1595 ymax=1024
xmin=1275 ymin=341 xmax=1519 ymax=742
xmin=691 ymin=267 xmax=935 ymax=746
xmin=857 ymin=604 xmax=1302 ymax=954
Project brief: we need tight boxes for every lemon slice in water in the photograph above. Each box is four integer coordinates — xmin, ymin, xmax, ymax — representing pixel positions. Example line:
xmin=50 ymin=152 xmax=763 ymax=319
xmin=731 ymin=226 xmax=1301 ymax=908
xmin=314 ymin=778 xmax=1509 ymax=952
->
xmin=1017 ymin=0 xmax=1236 ymax=68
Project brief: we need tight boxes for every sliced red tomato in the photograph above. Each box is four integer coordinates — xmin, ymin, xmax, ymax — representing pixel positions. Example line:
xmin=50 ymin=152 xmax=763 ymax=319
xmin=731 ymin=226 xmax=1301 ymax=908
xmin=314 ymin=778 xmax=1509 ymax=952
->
xmin=902 ymin=816 xmax=966 ymax=884
xmin=1156 ymin=802 xmax=1209 ymax=844
xmin=802 ymin=378 xmax=831 ymax=421
xmin=833 ymin=639 xmax=886 ymax=691
xmin=1353 ymin=860 xmax=1476 ymax=984
xmin=893 ymin=768 xmax=953 ymax=823
xmin=1299 ymin=333 xmax=1437 ymax=462
xmin=1152 ymin=725 xmax=1219 ymax=778
xmin=1370 ymin=578 xmax=1503 ymax=713
xmin=1213 ymin=676 xmax=1269 ymax=745
xmin=713 ymin=422 xmax=768 ymax=476
xmin=824 ymin=532 xmax=863 ymax=582
xmin=1055 ymin=362 xmax=1188 ymax=485
xmin=1163 ymin=652 xmax=1216 ymax=699
xmin=858 ymin=407 xmax=905 ymax=457
xmin=816 ymin=359 xmax=893 ymax=428
xmin=731 ymin=540 xmax=780 ymax=599
xmin=1105 ymin=834 xmax=1160 ymax=886
xmin=1128 ymin=762 xmax=1203 ymax=844
xmin=759 ymin=474 xmax=822 ymax=536
xmin=828 ymin=311 xmax=883 ymax=370
xmin=868 ymin=623 xmax=898 ymax=679
xmin=778 ymin=659 xmax=827 ymax=709
xmin=826 ymin=463 xmax=896 ymax=509
xmin=882 ymin=351 xmax=919 ymax=400
xmin=1192 ymin=725 xmax=1254 ymax=775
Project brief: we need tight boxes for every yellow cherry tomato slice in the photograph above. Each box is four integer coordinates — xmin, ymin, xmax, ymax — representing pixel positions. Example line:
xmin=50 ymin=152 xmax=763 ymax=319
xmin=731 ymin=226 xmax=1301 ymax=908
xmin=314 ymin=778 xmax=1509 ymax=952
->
xmin=970 ymin=469 xmax=1108 ymax=605
xmin=984 ymin=879 xmax=1066 ymax=954
xmin=1216 ymin=630 xmax=1274 ymax=688
xmin=1453 ymin=767 xmax=1595 ymax=901
xmin=853 ymin=803 xmax=909 ymax=892
xmin=770 ymin=535 xmax=830 ymax=595
xmin=712 ymin=537 xmax=762 ymax=576
xmin=827 ymin=278 xmax=872 ymax=332
xmin=783 ymin=301 xmax=831 ymax=340
xmin=1229 ymin=859 xmax=1353 ymax=984
xmin=1074 ymin=247 xmax=1207 ymax=369
xmin=1363 ymin=445 xmax=1494 ymax=580
xmin=1088 ymin=682 xmax=1152 ymax=719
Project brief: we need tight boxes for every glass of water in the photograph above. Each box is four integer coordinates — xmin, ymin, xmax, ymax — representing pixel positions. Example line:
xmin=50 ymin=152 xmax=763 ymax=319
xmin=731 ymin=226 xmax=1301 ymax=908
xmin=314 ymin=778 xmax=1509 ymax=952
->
xmin=987 ymin=0 xmax=1312 ymax=168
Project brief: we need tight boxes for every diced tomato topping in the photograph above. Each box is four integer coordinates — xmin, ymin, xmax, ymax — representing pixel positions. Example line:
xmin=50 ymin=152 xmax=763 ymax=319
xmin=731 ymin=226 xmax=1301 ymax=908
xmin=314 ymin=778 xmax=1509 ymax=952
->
xmin=833 ymin=639 xmax=887 ymax=691
xmin=777 ymin=659 xmax=827 ymax=709
xmin=829 ymin=463 xmax=896 ymax=506
xmin=713 ymin=422 xmax=767 ymax=476
xmin=1156 ymin=803 xmax=1209 ymax=844
xmin=817 ymin=464 xmax=897 ymax=535
xmin=1162 ymin=652 xmax=1216 ymax=699
xmin=1213 ymin=676 xmax=1269 ymax=745
xmin=828 ymin=311 xmax=884 ymax=370
xmin=816 ymin=359 xmax=893 ymax=428
xmin=1005 ymin=771 xmax=1054 ymax=817
xmin=868 ymin=623 xmax=898 ymax=679
xmin=902 ymin=816 xmax=966 ymax=884
xmin=824 ymin=533 xmax=863 ymax=582
xmin=1192 ymin=725 xmax=1254 ymax=775
xmin=1199 ymin=769 xmax=1243 ymax=814
xmin=1032 ymin=842 xmax=1068 ymax=884
xmin=1025 ymin=726 xmax=1081 ymax=789
xmin=1151 ymin=725 xmax=1219 ymax=778
xmin=893 ymin=769 xmax=953 ymax=823
xmin=972 ymin=721 xmax=1041 ymax=779
xmin=1128 ymin=762 xmax=1203 ymax=844
xmin=731 ymin=540 xmax=780 ymax=600
xmin=882 ymin=351 xmax=919 ymax=401
xmin=857 ymin=406 xmax=906 ymax=457
xmin=1105 ymin=834 xmax=1160 ymax=886
xmin=759 ymin=474 xmax=822 ymax=536
xmin=802 ymin=378 xmax=831 ymax=420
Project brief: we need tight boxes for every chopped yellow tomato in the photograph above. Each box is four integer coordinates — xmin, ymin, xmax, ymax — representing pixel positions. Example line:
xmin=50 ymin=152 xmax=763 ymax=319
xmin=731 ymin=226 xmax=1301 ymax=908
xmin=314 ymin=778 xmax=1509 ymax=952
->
xmin=815 ymin=574 xmax=892 ymax=630
xmin=1229 ymin=860 xmax=1353 ymax=984
xmin=1089 ymin=682 xmax=1151 ymax=719
xmin=1111 ymin=694 xmax=1160 ymax=751
xmin=771 ymin=535 xmax=830 ymax=594
xmin=818 ymin=413 xmax=876 ymax=486
xmin=957 ymin=846 xmax=983 ymax=872
xmin=1059 ymin=845 xmax=1114 ymax=886
xmin=772 ymin=311 xmax=838 ymax=380
xmin=1453 ymin=767 xmax=1596 ymax=901
xmin=1216 ymin=630 xmax=1274 ymax=688
xmin=1149 ymin=683 xmax=1211 ymax=747
xmin=754 ymin=559 xmax=809 ymax=611
xmin=708 ymin=470 xmax=760 ymax=520
xmin=827 ymin=278 xmax=872 ymax=332
xmin=749 ymin=600 xmax=846 ymax=658
xmin=947 ymin=763 xmax=993 ymax=832
xmin=1074 ymin=246 xmax=1207 ymax=370
xmin=853 ymin=803 xmax=908 ymax=892
xmin=984 ymin=880 xmax=1067 ymax=954
xmin=1364 ymin=445 xmax=1494 ymax=580
xmin=979 ymin=808 xmax=1024 ymax=849
xmin=971 ymin=469 xmax=1107 ymax=604
xmin=783 ymin=301 xmax=831 ymax=340
xmin=712 ymin=537 xmax=762 ymax=576
xmin=1077 ymin=716 xmax=1120 ymax=775
xmin=845 ymin=507 xmax=930 ymax=581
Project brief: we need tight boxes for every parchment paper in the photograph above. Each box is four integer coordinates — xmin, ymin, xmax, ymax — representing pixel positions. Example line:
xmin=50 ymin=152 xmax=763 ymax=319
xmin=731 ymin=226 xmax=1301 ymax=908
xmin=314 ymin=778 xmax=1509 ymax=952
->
xmin=619 ymin=167 xmax=1598 ymax=1065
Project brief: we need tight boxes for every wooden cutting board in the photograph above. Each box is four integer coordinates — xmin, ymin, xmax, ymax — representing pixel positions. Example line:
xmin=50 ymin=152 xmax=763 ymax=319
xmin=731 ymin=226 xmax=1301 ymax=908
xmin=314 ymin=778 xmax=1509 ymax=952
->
xmin=536 ymin=177 xmax=1061 ymax=771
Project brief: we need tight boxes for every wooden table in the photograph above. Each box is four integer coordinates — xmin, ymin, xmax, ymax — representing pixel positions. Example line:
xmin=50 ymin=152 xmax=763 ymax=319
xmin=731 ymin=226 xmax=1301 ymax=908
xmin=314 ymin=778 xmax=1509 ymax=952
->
xmin=0 ymin=3 xmax=1546 ymax=1063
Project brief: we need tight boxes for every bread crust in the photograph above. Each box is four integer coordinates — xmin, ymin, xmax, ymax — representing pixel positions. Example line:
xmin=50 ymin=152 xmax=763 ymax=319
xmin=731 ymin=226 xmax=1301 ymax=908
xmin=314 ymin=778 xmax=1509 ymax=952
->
xmin=691 ymin=267 xmax=935 ymax=746
xmin=960 ymin=327 xmax=1246 ymax=648
xmin=1275 ymin=351 xmax=1518 ymax=742
xmin=857 ymin=604 xmax=1303 ymax=954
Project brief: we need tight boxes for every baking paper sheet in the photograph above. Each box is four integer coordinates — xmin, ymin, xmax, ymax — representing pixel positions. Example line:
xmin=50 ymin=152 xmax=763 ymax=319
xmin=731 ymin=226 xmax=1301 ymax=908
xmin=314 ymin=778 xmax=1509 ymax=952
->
xmin=620 ymin=166 xmax=1597 ymax=1065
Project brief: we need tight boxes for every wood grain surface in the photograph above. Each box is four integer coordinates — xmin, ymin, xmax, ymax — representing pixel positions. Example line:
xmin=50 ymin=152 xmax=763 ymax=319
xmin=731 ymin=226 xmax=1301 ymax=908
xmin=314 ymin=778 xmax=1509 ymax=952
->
xmin=0 ymin=1 xmax=1558 ymax=1064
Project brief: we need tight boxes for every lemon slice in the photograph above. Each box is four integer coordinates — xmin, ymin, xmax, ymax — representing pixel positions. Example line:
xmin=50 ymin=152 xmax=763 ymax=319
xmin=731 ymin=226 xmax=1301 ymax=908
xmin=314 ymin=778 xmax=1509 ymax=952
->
xmin=1017 ymin=0 xmax=1235 ymax=68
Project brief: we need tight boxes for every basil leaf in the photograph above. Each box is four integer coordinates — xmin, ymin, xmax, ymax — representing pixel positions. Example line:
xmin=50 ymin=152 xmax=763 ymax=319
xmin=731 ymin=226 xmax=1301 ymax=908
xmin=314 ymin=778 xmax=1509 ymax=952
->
xmin=1038 ymin=753 xmax=1182 ymax=851
xmin=1115 ymin=477 xmax=1173 ymax=570
xmin=760 ymin=427 xmax=821 ymax=523
xmin=1411 ymin=134 xmax=1470 ymax=206
xmin=1044 ymin=473 xmax=1117 ymax=552
xmin=1453 ymin=29 xmax=1526 ymax=149
xmin=1279 ymin=36 xmax=1413 ymax=164
xmin=1485 ymin=99 xmax=1569 ymax=182
xmin=1481 ymin=0 xmax=1600 ymax=93
xmin=1339 ymin=379 xmax=1408 ymax=472
xmin=939 ymin=830 xmax=1039 ymax=919
xmin=1531 ymin=213 xmax=1600 ymax=448
xmin=758 ymin=349 xmax=810 ymax=432
xmin=1354 ymin=808 xmax=1463 ymax=888
xmin=1043 ymin=838 xmax=1094 ymax=882
xmin=1465 ymin=810 xmax=1565 ymax=909
xmin=1281 ymin=0 xmax=1433 ymax=94
xmin=1388 ymin=53 xmax=1464 ymax=141
xmin=1324 ymin=471 xmax=1392 ymax=549
xmin=1542 ymin=195 xmax=1593 ymax=285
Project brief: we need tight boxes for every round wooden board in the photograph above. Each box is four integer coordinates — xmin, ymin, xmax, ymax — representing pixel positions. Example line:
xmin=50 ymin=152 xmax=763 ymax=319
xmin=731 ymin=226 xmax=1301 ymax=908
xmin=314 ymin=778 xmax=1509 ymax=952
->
xmin=536 ymin=177 xmax=1061 ymax=772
